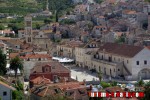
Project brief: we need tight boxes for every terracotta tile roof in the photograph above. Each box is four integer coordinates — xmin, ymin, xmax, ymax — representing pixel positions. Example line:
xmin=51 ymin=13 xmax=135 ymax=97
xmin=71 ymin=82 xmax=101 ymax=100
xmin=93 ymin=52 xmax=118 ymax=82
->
xmin=123 ymin=10 xmax=136 ymax=15
xmin=0 ymin=37 xmax=11 ymax=40
xmin=105 ymin=86 xmax=124 ymax=92
xmin=137 ymin=34 xmax=150 ymax=38
xmin=61 ymin=40 xmax=84 ymax=48
xmin=43 ymin=30 xmax=53 ymax=33
xmin=57 ymin=82 xmax=83 ymax=90
xmin=99 ymin=43 xmax=143 ymax=58
xmin=20 ymin=54 xmax=51 ymax=60
xmin=30 ymin=61 xmax=70 ymax=73
xmin=146 ymin=46 xmax=150 ymax=50
xmin=115 ymin=32 xmax=129 ymax=37
xmin=9 ymin=53 xmax=19 ymax=59
xmin=31 ymin=85 xmax=62 ymax=97
xmin=0 ymin=43 xmax=4 ymax=47
xmin=107 ymin=0 xmax=116 ymax=4
xmin=18 ymin=30 xmax=24 ymax=32
xmin=31 ymin=82 xmax=86 ymax=98
xmin=2 ymin=29 xmax=15 ymax=34
xmin=6 ymin=39 xmax=23 ymax=45
xmin=30 ymin=76 xmax=52 ymax=85
xmin=111 ymin=97 xmax=138 ymax=100
xmin=0 ymin=81 xmax=16 ymax=90
xmin=99 ymin=16 xmax=105 ymax=18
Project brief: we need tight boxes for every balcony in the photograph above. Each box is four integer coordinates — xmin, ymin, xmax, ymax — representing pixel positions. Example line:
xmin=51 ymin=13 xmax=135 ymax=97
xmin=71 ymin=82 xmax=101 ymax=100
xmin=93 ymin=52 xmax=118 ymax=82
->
xmin=92 ymin=58 xmax=118 ymax=66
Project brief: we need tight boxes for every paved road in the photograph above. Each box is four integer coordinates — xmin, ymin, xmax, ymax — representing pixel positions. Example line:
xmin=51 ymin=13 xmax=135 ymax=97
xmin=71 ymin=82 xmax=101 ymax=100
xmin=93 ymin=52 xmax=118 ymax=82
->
xmin=65 ymin=65 xmax=99 ymax=82
xmin=64 ymin=64 xmax=150 ymax=83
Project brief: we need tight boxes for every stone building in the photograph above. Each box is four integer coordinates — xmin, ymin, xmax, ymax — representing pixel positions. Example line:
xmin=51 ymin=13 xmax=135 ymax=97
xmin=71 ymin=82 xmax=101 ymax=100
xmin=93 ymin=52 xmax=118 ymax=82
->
xmin=78 ymin=43 xmax=150 ymax=80
xmin=24 ymin=16 xmax=52 ymax=51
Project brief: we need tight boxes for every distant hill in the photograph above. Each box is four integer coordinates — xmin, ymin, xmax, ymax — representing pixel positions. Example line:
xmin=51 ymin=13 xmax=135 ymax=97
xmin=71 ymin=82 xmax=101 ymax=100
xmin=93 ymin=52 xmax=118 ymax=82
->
xmin=0 ymin=0 xmax=72 ymax=15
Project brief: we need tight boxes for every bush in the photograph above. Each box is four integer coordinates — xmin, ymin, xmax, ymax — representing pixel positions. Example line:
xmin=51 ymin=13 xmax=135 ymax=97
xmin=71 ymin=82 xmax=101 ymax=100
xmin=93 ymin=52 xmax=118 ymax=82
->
xmin=100 ymin=81 xmax=111 ymax=88
xmin=16 ymin=80 xmax=23 ymax=91
xmin=0 ymin=24 xmax=5 ymax=30
xmin=12 ymin=90 xmax=24 ymax=100
xmin=60 ymin=19 xmax=75 ymax=25
xmin=111 ymin=81 xmax=117 ymax=86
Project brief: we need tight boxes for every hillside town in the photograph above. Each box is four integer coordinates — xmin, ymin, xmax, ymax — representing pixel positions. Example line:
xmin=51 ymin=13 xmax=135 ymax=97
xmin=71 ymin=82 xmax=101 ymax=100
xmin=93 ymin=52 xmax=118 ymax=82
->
xmin=0 ymin=0 xmax=150 ymax=100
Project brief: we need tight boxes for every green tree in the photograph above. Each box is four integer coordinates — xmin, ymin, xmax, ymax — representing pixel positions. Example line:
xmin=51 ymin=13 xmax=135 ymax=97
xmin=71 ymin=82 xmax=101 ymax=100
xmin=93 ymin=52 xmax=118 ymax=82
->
xmin=97 ymin=71 xmax=103 ymax=82
xmin=94 ymin=0 xmax=103 ymax=4
xmin=100 ymin=81 xmax=111 ymax=88
xmin=143 ymin=81 xmax=150 ymax=100
xmin=44 ymin=18 xmax=52 ymax=24
xmin=10 ymin=56 xmax=23 ymax=78
xmin=136 ymin=80 xmax=145 ymax=87
xmin=111 ymin=81 xmax=117 ymax=86
xmin=0 ymin=49 xmax=7 ymax=75
xmin=12 ymin=90 xmax=24 ymax=100
xmin=60 ymin=19 xmax=75 ymax=25
xmin=35 ymin=23 xmax=40 ymax=29
xmin=0 ymin=24 xmax=5 ymax=30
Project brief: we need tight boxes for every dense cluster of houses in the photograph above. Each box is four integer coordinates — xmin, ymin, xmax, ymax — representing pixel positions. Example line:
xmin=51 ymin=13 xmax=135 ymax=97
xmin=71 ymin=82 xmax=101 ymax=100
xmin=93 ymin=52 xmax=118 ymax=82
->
xmin=0 ymin=0 xmax=150 ymax=100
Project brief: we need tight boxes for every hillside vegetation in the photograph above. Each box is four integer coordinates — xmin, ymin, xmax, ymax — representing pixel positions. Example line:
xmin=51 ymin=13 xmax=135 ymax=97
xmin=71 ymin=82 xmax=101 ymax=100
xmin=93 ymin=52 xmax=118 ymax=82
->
xmin=0 ymin=0 xmax=72 ymax=15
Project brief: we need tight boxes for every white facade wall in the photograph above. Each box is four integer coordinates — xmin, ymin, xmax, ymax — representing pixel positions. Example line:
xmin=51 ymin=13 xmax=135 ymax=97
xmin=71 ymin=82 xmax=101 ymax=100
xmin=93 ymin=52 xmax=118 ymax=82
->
xmin=0 ymin=84 xmax=12 ymax=100
xmin=131 ymin=48 xmax=150 ymax=80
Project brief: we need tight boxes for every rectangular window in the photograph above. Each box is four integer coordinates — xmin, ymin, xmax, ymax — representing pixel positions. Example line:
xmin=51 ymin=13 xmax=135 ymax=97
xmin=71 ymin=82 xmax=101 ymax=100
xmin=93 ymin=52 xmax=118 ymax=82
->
xmin=3 ymin=92 xmax=7 ymax=96
xmin=144 ymin=60 xmax=147 ymax=65
xmin=136 ymin=61 xmax=139 ymax=65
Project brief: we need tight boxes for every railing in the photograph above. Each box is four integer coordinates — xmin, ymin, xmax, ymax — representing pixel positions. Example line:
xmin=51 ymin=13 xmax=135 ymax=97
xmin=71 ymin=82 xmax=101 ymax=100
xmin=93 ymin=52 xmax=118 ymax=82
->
xmin=122 ymin=62 xmax=132 ymax=75
xmin=92 ymin=58 xmax=117 ymax=66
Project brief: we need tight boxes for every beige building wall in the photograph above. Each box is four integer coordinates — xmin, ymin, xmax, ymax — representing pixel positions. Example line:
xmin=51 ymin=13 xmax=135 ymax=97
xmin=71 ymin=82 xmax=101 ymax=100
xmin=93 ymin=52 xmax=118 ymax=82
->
xmin=75 ymin=47 xmax=85 ymax=67
xmin=56 ymin=45 xmax=74 ymax=58
xmin=75 ymin=47 xmax=99 ymax=67
xmin=33 ymin=38 xmax=52 ymax=50
xmin=84 ymin=53 xmax=92 ymax=69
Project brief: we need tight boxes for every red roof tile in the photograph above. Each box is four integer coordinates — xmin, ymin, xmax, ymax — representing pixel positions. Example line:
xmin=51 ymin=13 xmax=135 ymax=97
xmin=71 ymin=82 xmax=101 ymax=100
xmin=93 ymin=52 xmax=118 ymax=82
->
xmin=30 ymin=76 xmax=52 ymax=85
xmin=0 ymin=81 xmax=16 ymax=90
xmin=9 ymin=53 xmax=19 ymax=59
xmin=99 ymin=43 xmax=143 ymax=57
xmin=30 ymin=61 xmax=70 ymax=74
xmin=20 ymin=54 xmax=51 ymax=59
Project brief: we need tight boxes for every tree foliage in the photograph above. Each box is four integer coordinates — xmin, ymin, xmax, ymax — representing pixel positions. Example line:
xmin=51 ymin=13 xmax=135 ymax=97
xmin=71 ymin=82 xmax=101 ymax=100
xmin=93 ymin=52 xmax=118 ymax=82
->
xmin=143 ymin=81 xmax=150 ymax=100
xmin=135 ymin=80 xmax=145 ymax=87
xmin=60 ymin=19 xmax=76 ymax=25
xmin=0 ymin=49 xmax=7 ymax=75
xmin=0 ymin=24 xmax=5 ymax=30
xmin=94 ymin=0 xmax=104 ymax=4
xmin=100 ymin=81 xmax=111 ymax=88
xmin=97 ymin=71 xmax=103 ymax=82
xmin=10 ymin=56 xmax=23 ymax=78
xmin=12 ymin=90 xmax=24 ymax=100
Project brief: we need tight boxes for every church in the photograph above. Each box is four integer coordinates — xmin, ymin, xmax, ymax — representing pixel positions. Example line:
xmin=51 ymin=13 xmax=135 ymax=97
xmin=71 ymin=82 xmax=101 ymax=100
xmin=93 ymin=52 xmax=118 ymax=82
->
xmin=23 ymin=16 xmax=53 ymax=51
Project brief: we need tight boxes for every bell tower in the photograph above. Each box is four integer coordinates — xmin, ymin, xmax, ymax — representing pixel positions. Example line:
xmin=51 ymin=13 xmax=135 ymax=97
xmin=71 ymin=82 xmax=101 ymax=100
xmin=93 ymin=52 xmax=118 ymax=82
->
xmin=24 ymin=16 xmax=33 ymax=43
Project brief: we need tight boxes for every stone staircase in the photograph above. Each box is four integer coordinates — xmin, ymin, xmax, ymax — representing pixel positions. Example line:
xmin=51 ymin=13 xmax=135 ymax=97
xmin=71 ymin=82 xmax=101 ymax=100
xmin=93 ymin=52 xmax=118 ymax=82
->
xmin=123 ymin=62 xmax=132 ymax=75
